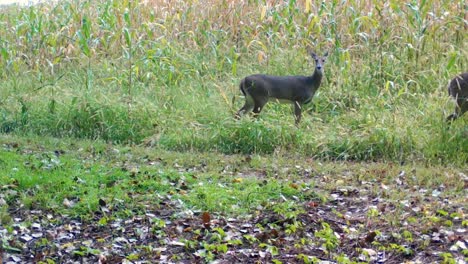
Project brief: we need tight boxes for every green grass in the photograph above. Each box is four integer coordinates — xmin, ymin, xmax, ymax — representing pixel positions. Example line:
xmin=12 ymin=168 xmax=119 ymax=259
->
xmin=1 ymin=133 xmax=465 ymax=220
xmin=0 ymin=1 xmax=467 ymax=163
xmin=0 ymin=135 xmax=318 ymax=219
xmin=1 ymin=134 xmax=466 ymax=262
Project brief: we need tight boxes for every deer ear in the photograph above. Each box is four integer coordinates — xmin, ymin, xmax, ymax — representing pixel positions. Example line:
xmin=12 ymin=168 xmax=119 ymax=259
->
xmin=309 ymin=51 xmax=317 ymax=59
xmin=323 ymin=51 xmax=329 ymax=57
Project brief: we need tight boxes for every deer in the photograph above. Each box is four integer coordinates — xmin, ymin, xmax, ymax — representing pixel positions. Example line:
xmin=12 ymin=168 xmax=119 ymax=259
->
xmin=446 ymin=72 xmax=468 ymax=122
xmin=235 ymin=51 xmax=328 ymax=125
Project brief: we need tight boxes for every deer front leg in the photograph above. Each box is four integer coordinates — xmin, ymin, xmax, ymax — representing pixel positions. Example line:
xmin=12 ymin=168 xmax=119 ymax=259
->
xmin=294 ymin=101 xmax=302 ymax=125
xmin=447 ymin=102 xmax=468 ymax=122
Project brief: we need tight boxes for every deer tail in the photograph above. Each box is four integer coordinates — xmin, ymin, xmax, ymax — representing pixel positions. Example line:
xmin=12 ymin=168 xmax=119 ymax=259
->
xmin=239 ymin=78 xmax=246 ymax=96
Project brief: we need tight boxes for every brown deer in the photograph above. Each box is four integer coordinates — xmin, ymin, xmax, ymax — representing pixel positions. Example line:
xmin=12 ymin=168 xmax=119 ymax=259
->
xmin=446 ymin=72 xmax=468 ymax=121
xmin=235 ymin=51 xmax=328 ymax=125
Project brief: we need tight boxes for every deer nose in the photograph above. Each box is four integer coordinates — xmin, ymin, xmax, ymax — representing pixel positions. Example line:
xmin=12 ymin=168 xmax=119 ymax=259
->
xmin=317 ymin=65 xmax=322 ymax=70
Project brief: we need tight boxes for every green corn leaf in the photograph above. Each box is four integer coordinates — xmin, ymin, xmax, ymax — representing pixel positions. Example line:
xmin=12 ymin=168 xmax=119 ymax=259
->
xmin=123 ymin=27 xmax=131 ymax=47
xmin=0 ymin=47 xmax=9 ymax=61
xmin=78 ymin=31 xmax=90 ymax=57
xmin=446 ymin=52 xmax=457 ymax=72
xmin=81 ymin=16 xmax=91 ymax=40
xmin=124 ymin=9 xmax=131 ymax=25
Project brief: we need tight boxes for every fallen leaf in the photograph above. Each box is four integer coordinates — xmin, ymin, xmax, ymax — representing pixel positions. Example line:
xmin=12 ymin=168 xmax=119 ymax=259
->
xmin=455 ymin=241 xmax=466 ymax=250
xmin=98 ymin=254 xmax=107 ymax=264
xmin=20 ymin=234 xmax=33 ymax=242
xmin=202 ymin=211 xmax=211 ymax=228
xmin=362 ymin=248 xmax=377 ymax=256
xmin=154 ymin=247 xmax=167 ymax=252
xmin=11 ymin=255 xmax=22 ymax=262
xmin=289 ymin=183 xmax=299 ymax=189
xmin=233 ymin=178 xmax=243 ymax=183
xmin=168 ymin=241 xmax=185 ymax=246
xmin=364 ymin=231 xmax=377 ymax=244
xmin=32 ymin=233 xmax=43 ymax=238
xmin=63 ymin=198 xmax=74 ymax=208
xmin=335 ymin=179 xmax=345 ymax=185
xmin=358 ymin=248 xmax=378 ymax=261
xmin=377 ymin=203 xmax=386 ymax=212
xmin=259 ymin=250 xmax=267 ymax=258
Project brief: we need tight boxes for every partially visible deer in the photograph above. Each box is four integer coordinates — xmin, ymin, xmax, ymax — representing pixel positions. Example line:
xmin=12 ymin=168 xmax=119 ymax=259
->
xmin=235 ymin=51 xmax=328 ymax=125
xmin=446 ymin=72 xmax=468 ymax=122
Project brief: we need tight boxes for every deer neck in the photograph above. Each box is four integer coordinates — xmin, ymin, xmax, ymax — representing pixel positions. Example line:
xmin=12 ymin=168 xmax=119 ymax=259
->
xmin=307 ymin=68 xmax=323 ymax=89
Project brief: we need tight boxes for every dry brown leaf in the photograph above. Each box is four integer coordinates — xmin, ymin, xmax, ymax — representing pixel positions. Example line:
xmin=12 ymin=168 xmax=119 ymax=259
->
xmin=98 ymin=254 xmax=107 ymax=264
xmin=364 ymin=231 xmax=377 ymax=244
xmin=289 ymin=183 xmax=299 ymax=189
xmin=202 ymin=211 xmax=211 ymax=228
xmin=233 ymin=178 xmax=243 ymax=183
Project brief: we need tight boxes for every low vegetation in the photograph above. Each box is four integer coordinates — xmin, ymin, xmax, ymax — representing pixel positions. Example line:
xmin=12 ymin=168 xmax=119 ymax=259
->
xmin=0 ymin=0 xmax=466 ymax=263
xmin=0 ymin=0 xmax=466 ymax=163
xmin=0 ymin=135 xmax=466 ymax=263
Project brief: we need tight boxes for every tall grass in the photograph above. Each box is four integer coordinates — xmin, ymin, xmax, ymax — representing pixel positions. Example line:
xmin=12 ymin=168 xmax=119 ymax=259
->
xmin=0 ymin=0 xmax=467 ymax=164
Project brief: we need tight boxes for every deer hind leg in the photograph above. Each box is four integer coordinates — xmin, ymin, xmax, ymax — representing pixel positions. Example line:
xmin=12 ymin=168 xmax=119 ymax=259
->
xmin=457 ymin=98 xmax=468 ymax=118
xmin=294 ymin=101 xmax=302 ymax=125
xmin=236 ymin=93 xmax=255 ymax=119
xmin=447 ymin=99 xmax=468 ymax=122
xmin=446 ymin=112 xmax=457 ymax=122
xmin=252 ymin=97 xmax=268 ymax=118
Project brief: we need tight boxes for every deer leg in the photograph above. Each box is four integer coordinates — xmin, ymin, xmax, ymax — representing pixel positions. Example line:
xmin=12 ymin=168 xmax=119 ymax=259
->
xmin=252 ymin=99 xmax=267 ymax=118
xmin=294 ymin=101 xmax=302 ymax=125
xmin=447 ymin=100 xmax=468 ymax=122
xmin=236 ymin=93 xmax=255 ymax=119
xmin=446 ymin=113 xmax=457 ymax=122
xmin=458 ymin=99 xmax=467 ymax=117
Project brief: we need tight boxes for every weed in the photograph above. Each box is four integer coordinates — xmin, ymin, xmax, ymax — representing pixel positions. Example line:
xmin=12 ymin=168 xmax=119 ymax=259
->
xmin=314 ymin=222 xmax=339 ymax=252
